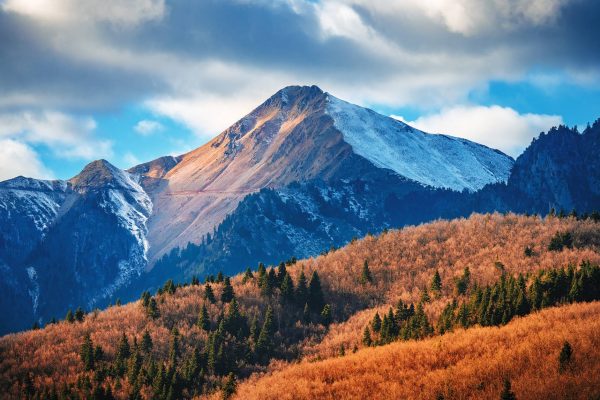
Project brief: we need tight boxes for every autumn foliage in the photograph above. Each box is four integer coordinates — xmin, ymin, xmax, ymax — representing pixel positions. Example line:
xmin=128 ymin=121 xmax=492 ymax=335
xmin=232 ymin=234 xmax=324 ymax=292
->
xmin=0 ymin=213 xmax=599 ymax=399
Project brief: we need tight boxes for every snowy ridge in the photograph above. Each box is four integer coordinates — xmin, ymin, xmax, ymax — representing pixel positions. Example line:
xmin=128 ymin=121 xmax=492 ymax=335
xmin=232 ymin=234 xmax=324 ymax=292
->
xmin=0 ymin=178 xmax=68 ymax=235
xmin=325 ymin=94 xmax=514 ymax=192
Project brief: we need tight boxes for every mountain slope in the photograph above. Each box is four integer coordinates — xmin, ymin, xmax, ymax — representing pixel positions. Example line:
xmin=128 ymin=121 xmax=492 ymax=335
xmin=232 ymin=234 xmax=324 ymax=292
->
xmin=232 ymin=302 xmax=600 ymax=400
xmin=141 ymin=85 xmax=513 ymax=260
xmin=0 ymin=160 xmax=153 ymax=334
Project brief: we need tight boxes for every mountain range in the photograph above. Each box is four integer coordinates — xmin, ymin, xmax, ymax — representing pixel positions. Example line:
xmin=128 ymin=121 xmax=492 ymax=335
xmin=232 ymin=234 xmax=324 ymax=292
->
xmin=0 ymin=85 xmax=598 ymax=335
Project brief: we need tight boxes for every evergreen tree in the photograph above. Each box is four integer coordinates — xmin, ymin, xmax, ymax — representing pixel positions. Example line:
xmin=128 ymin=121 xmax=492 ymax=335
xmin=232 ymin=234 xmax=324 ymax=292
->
xmin=360 ymin=260 xmax=373 ymax=284
xmin=198 ymin=303 xmax=211 ymax=332
xmin=280 ymin=272 xmax=295 ymax=304
xmin=302 ymin=303 xmax=311 ymax=324
xmin=204 ymin=283 xmax=216 ymax=304
xmin=222 ymin=372 xmax=237 ymax=400
xmin=65 ymin=309 xmax=75 ymax=323
xmin=558 ymin=341 xmax=573 ymax=373
xmin=249 ymin=315 xmax=259 ymax=343
xmin=140 ymin=291 xmax=151 ymax=308
xmin=308 ymin=271 xmax=325 ymax=312
xmin=147 ymin=298 xmax=160 ymax=319
xmin=221 ymin=277 xmax=235 ymax=303
xmin=168 ymin=328 xmax=180 ymax=366
xmin=80 ymin=333 xmax=95 ymax=371
xmin=116 ymin=333 xmax=131 ymax=360
xmin=277 ymin=262 xmax=287 ymax=286
xmin=454 ymin=267 xmax=471 ymax=296
xmin=295 ymin=271 xmax=309 ymax=307
xmin=362 ymin=326 xmax=372 ymax=346
xmin=242 ymin=267 xmax=254 ymax=284
xmin=420 ymin=287 xmax=431 ymax=303
xmin=141 ymin=330 xmax=153 ymax=353
xmin=257 ymin=263 xmax=266 ymax=282
xmin=500 ymin=378 xmax=516 ymax=400
xmin=255 ymin=306 xmax=275 ymax=363
xmin=74 ymin=307 xmax=85 ymax=322
xmin=191 ymin=275 xmax=200 ymax=286
xmin=320 ymin=304 xmax=332 ymax=326
xmin=127 ymin=350 xmax=142 ymax=384
xmin=216 ymin=271 xmax=224 ymax=283
xmin=372 ymin=312 xmax=382 ymax=332
xmin=430 ymin=270 xmax=442 ymax=294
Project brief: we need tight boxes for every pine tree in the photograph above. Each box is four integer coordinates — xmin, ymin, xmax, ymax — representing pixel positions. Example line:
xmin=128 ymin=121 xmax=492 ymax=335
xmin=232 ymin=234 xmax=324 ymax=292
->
xmin=216 ymin=271 xmax=224 ymax=283
xmin=222 ymin=372 xmax=237 ymax=400
xmin=169 ymin=328 xmax=180 ymax=366
xmin=65 ymin=309 xmax=75 ymax=323
xmin=257 ymin=262 xmax=266 ymax=281
xmin=454 ymin=267 xmax=471 ymax=296
xmin=372 ymin=312 xmax=382 ymax=332
xmin=221 ymin=277 xmax=235 ymax=303
xmin=320 ymin=304 xmax=332 ymax=326
xmin=127 ymin=349 xmax=142 ymax=383
xmin=308 ymin=271 xmax=324 ymax=312
xmin=141 ymin=330 xmax=153 ymax=353
xmin=277 ymin=262 xmax=287 ymax=287
xmin=74 ymin=307 xmax=85 ymax=322
xmin=296 ymin=271 xmax=308 ymax=307
xmin=198 ymin=303 xmax=211 ymax=332
xmin=191 ymin=275 xmax=200 ymax=286
xmin=500 ymin=378 xmax=516 ymax=400
xmin=302 ymin=303 xmax=311 ymax=324
xmin=255 ymin=306 xmax=275 ymax=363
xmin=80 ymin=333 xmax=95 ymax=371
xmin=280 ymin=272 xmax=295 ymax=304
xmin=117 ymin=333 xmax=131 ymax=360
xmin=242 ymin=267 xmax=254 ymax=284
xmin=360 ymin=260 xmax=373 ymax=284
xmin=430 ymin=270 xmax=442 ymax=294
xmin=420 ymin=287 xmax=431 ymax=303
xmin=204 ymin=283 xmax=216 ymax=304
xmin=249 ymin=315 xmax=259 ymax=343
xmin=147 ymin=298 xmax=160 ymax=319
xmin=362 ymin=326 xmax=372 ymax=346
xmin=558 ymin=341 xmax=573 ymax=373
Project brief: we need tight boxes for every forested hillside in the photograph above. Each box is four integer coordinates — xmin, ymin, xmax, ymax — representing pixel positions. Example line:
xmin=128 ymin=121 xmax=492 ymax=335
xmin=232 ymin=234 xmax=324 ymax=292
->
xmin=1 ymin=213 xmax=599 ymax=399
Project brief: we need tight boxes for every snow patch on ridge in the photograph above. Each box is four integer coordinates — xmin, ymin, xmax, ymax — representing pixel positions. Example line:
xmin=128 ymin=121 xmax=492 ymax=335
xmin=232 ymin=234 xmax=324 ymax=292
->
xmin=325 ymin=95 xmax=514 ymax=192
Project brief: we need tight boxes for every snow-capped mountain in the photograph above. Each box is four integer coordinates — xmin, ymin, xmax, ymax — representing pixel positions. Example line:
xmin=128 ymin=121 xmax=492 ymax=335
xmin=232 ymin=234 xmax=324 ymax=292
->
xmin=0 ymin=160 xmax=152 ymax=334
xmin=141 ymin=85 xmax=513 ymax=260
xmin=326 ymin=95 xmax=513 ymax=192
xmin=2 ymin=85 xmax=597 ymax=335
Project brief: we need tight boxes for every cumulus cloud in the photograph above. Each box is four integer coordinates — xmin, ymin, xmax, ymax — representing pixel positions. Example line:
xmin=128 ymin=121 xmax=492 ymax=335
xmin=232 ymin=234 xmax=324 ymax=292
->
xmin=134 ymin=120 xmax=164 ymax=136
xmin=394 ymin=106 xmax=563 ymax=157
xmin=0 ymin=111 xmax=113 ymax=160
xmin=0 ymin=139 xmax=53 ymax=181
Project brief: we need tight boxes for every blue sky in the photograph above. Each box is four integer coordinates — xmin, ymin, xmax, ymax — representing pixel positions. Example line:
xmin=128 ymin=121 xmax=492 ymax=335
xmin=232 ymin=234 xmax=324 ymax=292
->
xmin=1 ymin=0 xmax=599 ymax=180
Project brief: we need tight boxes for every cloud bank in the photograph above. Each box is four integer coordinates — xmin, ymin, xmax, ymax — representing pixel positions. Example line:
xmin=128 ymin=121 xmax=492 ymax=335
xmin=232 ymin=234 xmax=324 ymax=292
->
xmin=0 ymin=0 xmax=598 ymax=178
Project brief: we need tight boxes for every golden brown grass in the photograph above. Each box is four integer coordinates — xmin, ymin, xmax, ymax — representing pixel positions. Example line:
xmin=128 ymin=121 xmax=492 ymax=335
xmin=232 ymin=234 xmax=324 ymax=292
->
xmin=230 ymin=301 xmax=600 ymax=400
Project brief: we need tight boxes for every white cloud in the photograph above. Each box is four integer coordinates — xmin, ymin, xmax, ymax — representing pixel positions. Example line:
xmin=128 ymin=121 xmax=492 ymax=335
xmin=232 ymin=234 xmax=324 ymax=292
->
xmin=345 ymin=0 xmax=572 ymax=35
xmin=0 ymin=111 xmax=113 ymax=160
xmin=2 ymin=0 xmax=165 ymax=26
xmin=394 ymin=105 xmax=563 ymax=157
xmin=0 ymin=139 xmax=53 ymax=181
xmin=134 ymin=120 xmax=164 ymax=136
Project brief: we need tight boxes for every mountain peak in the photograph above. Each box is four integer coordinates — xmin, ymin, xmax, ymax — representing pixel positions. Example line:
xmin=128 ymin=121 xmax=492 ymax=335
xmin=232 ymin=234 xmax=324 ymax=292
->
xmin=69 ymin=159 xmax=139 ymax=192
